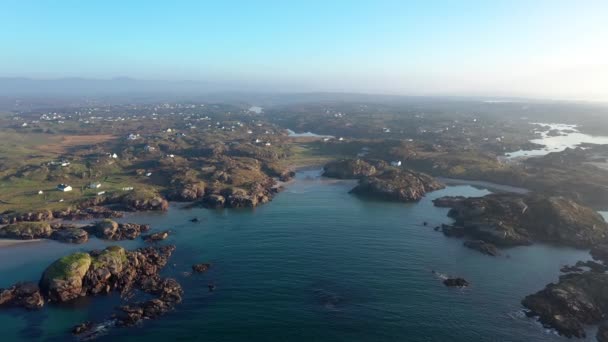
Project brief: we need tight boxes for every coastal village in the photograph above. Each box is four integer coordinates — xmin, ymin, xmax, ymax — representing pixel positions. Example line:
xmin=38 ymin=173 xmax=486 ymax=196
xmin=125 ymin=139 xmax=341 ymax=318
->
xmin=2 ymin=100 xmax=608 ymax=339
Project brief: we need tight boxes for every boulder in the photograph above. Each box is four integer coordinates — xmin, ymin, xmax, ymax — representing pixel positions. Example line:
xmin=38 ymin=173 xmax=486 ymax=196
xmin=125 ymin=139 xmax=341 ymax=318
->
xmin=0 ymin=282 xmax=44 ymax=310
xmin=50 ymin=227 xmax=88 ymax=244
xmin=143 ymin=230 xmax=170 ymax=243
xmin=86 ymin=220 xmax=150 ymax=240
xmin=192 ymin=263 xmax=211 ymax=273
xmin=84 ymin=246 xmax=127 ymax=295
xmin=40 ymin=252 xmax=92 ymax=302
xmin=443 ymin=277 xmax=469 ymax=287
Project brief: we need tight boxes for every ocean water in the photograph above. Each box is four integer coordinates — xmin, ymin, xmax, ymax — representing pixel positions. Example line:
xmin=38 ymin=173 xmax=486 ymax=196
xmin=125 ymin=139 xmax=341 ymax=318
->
xmin=0 ymin=170 xmax=594 ymax=341
xmin=507 ymin=123 xmax=608 ymax=158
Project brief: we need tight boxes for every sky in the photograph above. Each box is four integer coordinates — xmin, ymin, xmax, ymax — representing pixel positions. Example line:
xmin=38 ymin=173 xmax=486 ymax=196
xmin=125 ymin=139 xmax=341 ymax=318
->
xmin=1 ymin=0 xmax=607 ymax=100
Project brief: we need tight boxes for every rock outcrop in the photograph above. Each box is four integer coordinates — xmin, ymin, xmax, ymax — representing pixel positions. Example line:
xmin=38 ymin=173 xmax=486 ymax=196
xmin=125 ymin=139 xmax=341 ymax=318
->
xmin=434 ymin=193 xmax=608 ymax=247
xmin=0 ymin=245 xmax=183 ymax=338
xmin=167 ymin=181 xmax=206 ymax=201
xmin=443 ymin=277 xmax=469 ymax=287
xmin=0 ymin=282 xmax=44 ymax=310
xmin=350 ymin=169 xmax=444 ymax=202
xmin=463 ymin=240 xmax=499 ymax=256
xmin=50 ymin=227 xmax=89 ymax=244
xmin=192 ymin=263 xmax=211 ymax=273
xmin=40 ymin=252 xmax=92 ymax=302
xmin=0 ymin=221 xmax=52 ymax=239
xmin=522 ymin=272 xmax=608 ymax=338
xmin=118 ymin=190 xmax=169 ymax=211
xmin=323 ymin=159 xmax=377 ymax=179
xmin=143 ymin=230 xmax=170 ymax=242
xmin=85 ymin=219 xmax=151 ymax=240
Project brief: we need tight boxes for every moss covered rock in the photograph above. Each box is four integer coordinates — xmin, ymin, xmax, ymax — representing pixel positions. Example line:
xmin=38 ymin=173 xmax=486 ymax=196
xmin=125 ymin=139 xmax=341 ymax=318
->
xmin=0 ymin=221 xmax=52 ymax=239
xmin=85 ymin=246 xmax=127 ymax=294
xmin=40 ymin=252 xmax=92 ymax=302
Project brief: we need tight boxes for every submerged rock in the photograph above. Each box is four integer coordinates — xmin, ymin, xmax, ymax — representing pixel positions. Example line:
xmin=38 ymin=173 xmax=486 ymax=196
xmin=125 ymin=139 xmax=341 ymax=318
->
xmin=443 ymin=277 xmax=469 ymax=287
xmin=192 ymin=263 xmax=211 ymax=273
xmin=463 ymin=240 xmax=499 ymax=256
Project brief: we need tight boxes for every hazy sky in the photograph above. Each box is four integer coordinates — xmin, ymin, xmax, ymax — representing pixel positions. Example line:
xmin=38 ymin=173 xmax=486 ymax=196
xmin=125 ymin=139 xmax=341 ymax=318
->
xmin=1 ymin=0 xmax=607 ymax=100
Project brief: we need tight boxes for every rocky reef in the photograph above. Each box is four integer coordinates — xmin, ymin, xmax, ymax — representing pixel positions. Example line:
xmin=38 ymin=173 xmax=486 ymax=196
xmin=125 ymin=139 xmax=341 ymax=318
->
xmin=0 ymin=245 xmax=182 ymax=339
xmin=434 ymin=193 xmax=608 ymax=247
xmin=522 ymin=271 xmax=608 ymax=338
xmin=350 ymin=168 xmax=444 ymax=202
xmin=463 ymin=240 xmax=499 ymax=256
xmin=84 ymin=219 xmax=151 ymax=240
xmin=0 ymin=282 xmax=45 ymax=310
xmin=0 ymin=221 xmax=52 ymax=239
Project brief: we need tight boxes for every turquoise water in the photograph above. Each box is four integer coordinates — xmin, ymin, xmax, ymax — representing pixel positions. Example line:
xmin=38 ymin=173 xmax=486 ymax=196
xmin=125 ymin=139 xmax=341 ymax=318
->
xmin=0 ymin=170 xmax=594 ymax=341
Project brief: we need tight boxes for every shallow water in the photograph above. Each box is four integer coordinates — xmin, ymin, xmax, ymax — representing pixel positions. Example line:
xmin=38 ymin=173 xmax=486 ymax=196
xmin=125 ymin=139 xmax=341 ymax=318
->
xmin=286 ymin=129 xmax=334 ymax=138
xmin=507 ymin=122 xmax=608 ymax=158
xmin=0 ymin=170 xmax=594 ymax=341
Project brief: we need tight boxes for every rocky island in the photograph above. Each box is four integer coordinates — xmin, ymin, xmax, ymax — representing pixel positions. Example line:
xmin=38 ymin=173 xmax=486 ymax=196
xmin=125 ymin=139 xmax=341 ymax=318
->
xmin=433 ymin=193 xmax=608 ymax=248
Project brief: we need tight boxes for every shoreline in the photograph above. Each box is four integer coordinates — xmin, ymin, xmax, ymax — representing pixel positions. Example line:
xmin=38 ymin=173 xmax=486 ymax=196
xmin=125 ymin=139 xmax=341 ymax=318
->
xmin=437 ymin=177 xmax=530 ymax=194
xmin=0 ymin=238 xmax=43 ymax=248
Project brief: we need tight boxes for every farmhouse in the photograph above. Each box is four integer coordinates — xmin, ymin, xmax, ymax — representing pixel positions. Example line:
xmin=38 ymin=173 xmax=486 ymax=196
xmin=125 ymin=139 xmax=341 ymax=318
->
xmin=57 ymin=184 xmax=73 ymax=192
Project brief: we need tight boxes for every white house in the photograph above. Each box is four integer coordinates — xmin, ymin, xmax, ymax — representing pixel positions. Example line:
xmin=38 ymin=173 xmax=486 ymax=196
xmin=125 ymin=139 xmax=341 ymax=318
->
xmin=38 ymin=190 xmax=44 ymax=195
xmin=88 ymin=182 xmax=102 ymax=189
xmin=110 ymin=153 xmax=118 ymax=159
xmin=57 ymin=184 xmax=73 ymax=192
xmin=391 ymin=161 xmax=402 ymax=167
xmin=127 ymin=133 xmax=139 ymax=140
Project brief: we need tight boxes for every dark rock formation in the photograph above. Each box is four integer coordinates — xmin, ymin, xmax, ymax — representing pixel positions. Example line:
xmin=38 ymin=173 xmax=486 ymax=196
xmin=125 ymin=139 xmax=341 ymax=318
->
xmin=201 ymin=194 xmax=226 ymax=208
xmin=85 ymin=219 xmax=151 ymax=240
xmin=443 ymin=277 xmax=469 ymax=287
xmin=463 ymin=240 xmax=499 ymax=256
xmin=440 ymin=224 xmax=465 ymax=238
xmin=0 ymin=282 xmax=44 ymax=310
xmin=433 ymin=193 xmax=608 ymax=247
xmin=323 ymin=159 xmax=377 ymax=179
xmin=522 ymin=272 xmax=608 ymax=338
xmin=598 ymin=321 xmax=608 ymax=342
xmin=50 ymin=227 xmax=89 ymax=244
xmin=167 ymin=181 xmax=206 ymax=201
xmin=118 ymin=190 xmax=169 ymax=211
xmin=192 ymin=263 xmax=211 ymax=273
xmin=143 ymin=230 xmax=170 ymax=243
xmin=591 ymin=244 xmax=608 ymax=264
xmin=350 ymin=169 xmax=444 ymax=202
